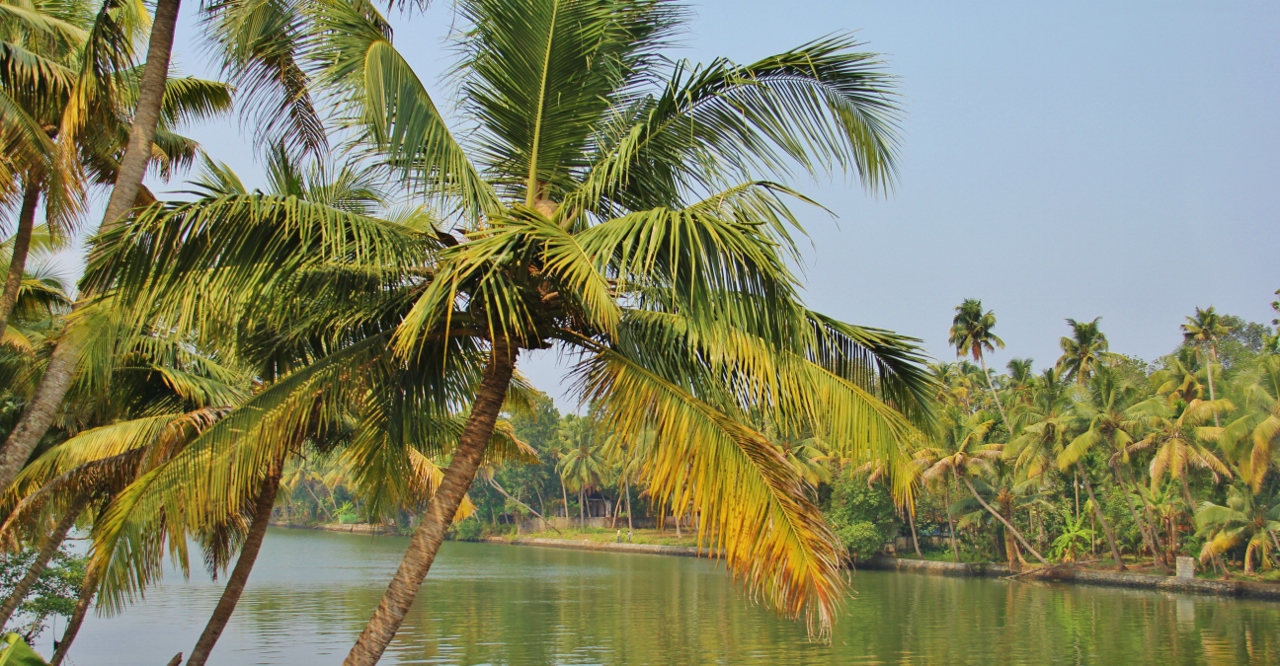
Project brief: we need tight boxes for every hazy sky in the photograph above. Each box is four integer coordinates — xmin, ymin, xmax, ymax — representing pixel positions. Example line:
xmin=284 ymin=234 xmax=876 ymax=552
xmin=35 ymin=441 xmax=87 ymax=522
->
xmin=138 ymin=0 xmax=1279 ymax=408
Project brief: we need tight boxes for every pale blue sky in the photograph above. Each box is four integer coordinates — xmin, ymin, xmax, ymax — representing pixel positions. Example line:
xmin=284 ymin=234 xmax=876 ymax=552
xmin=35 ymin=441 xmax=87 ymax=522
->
xmin=146 ymin=0 xmax=1279 ymax=407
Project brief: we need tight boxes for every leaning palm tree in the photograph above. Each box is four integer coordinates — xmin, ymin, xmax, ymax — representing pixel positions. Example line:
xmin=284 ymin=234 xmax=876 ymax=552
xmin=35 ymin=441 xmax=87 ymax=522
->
xmin=1056 ymin=317 xmax=1111 ymax=385
xmin=86 ymin=0 xmax=934 ymax=659
xmin=949 ymin=299 xmax=1010 ymax=426
xmin=0 ymin=0 xmax=321 ymax=495
xmin=917 ymin=407 xmax=1048 ymax=565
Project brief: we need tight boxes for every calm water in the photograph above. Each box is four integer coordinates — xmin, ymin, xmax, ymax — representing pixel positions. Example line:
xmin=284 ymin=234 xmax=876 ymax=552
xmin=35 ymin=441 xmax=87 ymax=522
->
xmin=68 ymin=528 xmax=1280 ymax=665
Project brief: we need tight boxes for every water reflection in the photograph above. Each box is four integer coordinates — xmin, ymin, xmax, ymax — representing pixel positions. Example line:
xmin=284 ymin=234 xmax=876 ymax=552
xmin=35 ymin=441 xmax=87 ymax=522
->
xmin=73 ymin=528 xmax=1280 ymax=665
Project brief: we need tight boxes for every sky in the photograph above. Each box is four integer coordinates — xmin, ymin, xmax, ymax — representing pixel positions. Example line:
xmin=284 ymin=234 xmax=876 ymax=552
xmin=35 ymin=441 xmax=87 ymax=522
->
xmin=96 ymin=0 xmax=1280 ymax=409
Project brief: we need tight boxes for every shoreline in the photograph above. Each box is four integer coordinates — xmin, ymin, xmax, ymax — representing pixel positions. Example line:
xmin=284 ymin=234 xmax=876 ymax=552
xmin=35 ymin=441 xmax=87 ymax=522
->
xmin=483 ymin=536 xmax=1280 ymax=602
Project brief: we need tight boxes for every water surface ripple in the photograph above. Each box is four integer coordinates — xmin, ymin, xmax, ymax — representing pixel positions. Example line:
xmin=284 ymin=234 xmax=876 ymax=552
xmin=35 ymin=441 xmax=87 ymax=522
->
xmin=71 ymin=528 xmax=1280 ymax=665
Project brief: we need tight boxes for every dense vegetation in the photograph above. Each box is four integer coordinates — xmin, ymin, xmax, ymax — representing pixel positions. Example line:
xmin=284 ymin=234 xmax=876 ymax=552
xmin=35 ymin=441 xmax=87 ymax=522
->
xmin=0 ymin=0 xmax=1274 ymax=662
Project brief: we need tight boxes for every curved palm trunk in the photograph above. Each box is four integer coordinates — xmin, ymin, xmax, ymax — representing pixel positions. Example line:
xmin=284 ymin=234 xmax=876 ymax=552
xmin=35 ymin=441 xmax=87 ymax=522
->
xmin=0 ymin=0 xmax=183 ymax=495
xmin=560 ymin=477 xmax=569 ymax=521
xmin=1076 ymin=461 xmax=1124 ymax=571
xmin=488 ymin=476 xmax=559 ymax=535
xmin=185 ymin=467 xmax=282 ymax=666
xmin=49 ymin=556 xmax=104 ymax=665
xmin=344 ymin=341 xmax=516 ymax=666
xmin=0 ymin=183 xmax=39 ymax=341
xmin=958 ymin=474 xmax=1048 ymax=565
xmin=944 ymin=482 xmax=961 ymax=562
xmin=999 ymin=495 xmax=1020 ymax=572
xmin=0 ymin=495 xmax=87 ymax=628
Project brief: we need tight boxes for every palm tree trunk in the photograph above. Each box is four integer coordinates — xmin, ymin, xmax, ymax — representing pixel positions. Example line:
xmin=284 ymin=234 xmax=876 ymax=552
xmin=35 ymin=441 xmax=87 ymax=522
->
xmin=0 ymin=495 xmax=86 ymax=628
xmin=1076 ymin=461 xmax=1124 ymax=571
xmin=49 ymin=557 xmax=104 ymax=665
xmin=343 ymin=340 xmax=516 ymax=666
xmin=977 ymin=357 xmax=1011 ymax=429
xmin=907 ymin=500 xmax=922 ymax=557
xmin=0 ymin=0 xmax=183 ymax=496
xmin=1207 ymin=345 xmax=1220 ymax=427
xmin=958 ymin=474 xmax=1048 ymax=565
xmin=0 ymin=183 xmax=39 ymax=341
xmin=944 ymin=482 xmax=961 ymax=562
xmin=624 ymin=475 xmax=632 ymax=533
xmin=185 ymin=467 xmax=282 ymax=666
xmin=560 ymin=477 xmax=569 ymax=521
xmin=488 ymin=476 xmax=559 ymax=535
xmin=1000 ymin=497 xmax=1020 ymax=572
xmin=579 ymin=489 xmax=585 ymax=524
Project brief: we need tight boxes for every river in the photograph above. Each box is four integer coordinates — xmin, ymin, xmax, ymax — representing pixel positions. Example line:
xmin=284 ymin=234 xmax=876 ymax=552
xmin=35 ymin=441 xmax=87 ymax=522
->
xmin=68 ymin=527 xmax=1279 ymax=664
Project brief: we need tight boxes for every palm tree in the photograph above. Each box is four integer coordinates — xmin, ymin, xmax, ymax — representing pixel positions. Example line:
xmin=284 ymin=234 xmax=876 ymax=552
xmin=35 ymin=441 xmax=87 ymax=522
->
xmin=1068 ymin=369 xmax=1166 ymax=566
xmin=1182 ymin=306 xmax=1231 ymax=424
xmin=0 ymin=0 xmax=242 ymax=493
xmin=1056 ymin=317 xmax=1110 ymax=385
xmin=1195 ymin=481 xmax=1280 ymax=575
xmin=87 ymin=0 xmax=933 ymax=657
xmin=556 ymin=415 xmax=604 ymax=524
xmin=1128 ymin=396 xmax=1233 ymax=523
xmin=1218 ymin=356 xmax=1280 ymax=490
xmin=1054 ymin=370 xmax=1143 ymax=571
xmin=949 ymin=299 xmax=1011 ymax=427
xmin=0 ymin=0 xmax=320 ymax=495
xmin=917 ymin=407 xmax=1048 ymax=565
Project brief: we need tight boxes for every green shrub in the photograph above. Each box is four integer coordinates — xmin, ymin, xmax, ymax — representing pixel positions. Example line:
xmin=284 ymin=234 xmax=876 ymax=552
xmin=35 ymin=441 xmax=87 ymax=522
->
xmin=450 ymin=518 xmax=483 ymax=541
xmin=823 ymin=474 xmax=901 ymax=561
xmin=337 ymin=512 xmax=360 ymax=524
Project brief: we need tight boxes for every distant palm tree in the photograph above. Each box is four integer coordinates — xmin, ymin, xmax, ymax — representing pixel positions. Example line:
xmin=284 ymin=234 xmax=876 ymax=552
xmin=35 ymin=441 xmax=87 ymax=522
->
xmin=949 ymin=299 xmax=1010 ymax=426
xmin=1056 ymin=317 xmax=1110 ymax=385
xmin=1182 ymin=306 xmax=1232 ymax=425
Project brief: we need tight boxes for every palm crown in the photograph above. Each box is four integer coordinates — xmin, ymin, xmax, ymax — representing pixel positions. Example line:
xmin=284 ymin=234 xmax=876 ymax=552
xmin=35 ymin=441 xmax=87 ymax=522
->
xmin=86 ymin=0 xmax=935 ymax=652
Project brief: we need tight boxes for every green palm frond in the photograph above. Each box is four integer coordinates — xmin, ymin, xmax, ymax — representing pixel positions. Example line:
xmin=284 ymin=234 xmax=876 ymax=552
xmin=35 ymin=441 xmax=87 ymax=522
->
xmin=312 ymin=0 xmax=498 ymax=219
xmin=203 ymin=0 xmax=326 ymax=155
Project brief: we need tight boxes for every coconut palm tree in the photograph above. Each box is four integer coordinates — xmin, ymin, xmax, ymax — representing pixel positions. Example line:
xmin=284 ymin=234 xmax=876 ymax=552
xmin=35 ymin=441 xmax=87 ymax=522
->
xmin=0 ymin=0 xmax=321 ymax=495
xmin=1195 ymin=481 xmax=1280 ymax=575
xmin=917 ymin=407 xmax=1047 ymax=565
xmin=1217 ymin=355 xmax=1280 ymax=490
xmin=85 ymin=0 xmax=934 ymax=657
xmin=556 ymin=415 xmax=604 ymax=524
xmin=1182 ymin=306 xmax=1231 ymax=423
xmin=0 ymin=0 xmax=240 ymax=492
xmin=1056 ymin=317 xmax=1111 ymax=385
xmin=949 ymin=299 xmax=1010 ymax=427
xmin=1065 ymin=369 xmax=1165 ymax=566
xmin=1128 ymin=396 xmax=1233 ymax=511
xmin=0 ymin=0 xmax=232 ymax=339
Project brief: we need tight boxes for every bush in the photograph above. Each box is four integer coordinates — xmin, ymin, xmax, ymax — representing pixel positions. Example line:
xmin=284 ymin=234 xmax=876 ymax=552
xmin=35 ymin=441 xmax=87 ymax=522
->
xmin=823 ymin=474 xmax=901 ymax=561
xmin=337 ymin=512 xmax=360 ymax=525
xmin=450 ymin=518 xmax=484 ymax=542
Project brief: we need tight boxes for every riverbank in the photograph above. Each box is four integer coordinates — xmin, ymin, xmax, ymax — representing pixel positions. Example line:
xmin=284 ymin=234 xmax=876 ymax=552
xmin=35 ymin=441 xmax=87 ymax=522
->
xmin=270 ymin=521 xmax=392 ymax=535
xmin=482 ymin=536 xmax=1280 ymax=602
